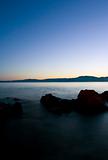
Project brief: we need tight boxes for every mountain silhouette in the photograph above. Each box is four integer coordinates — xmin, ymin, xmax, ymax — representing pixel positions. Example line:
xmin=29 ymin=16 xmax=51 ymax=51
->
xmin=1 ymin=76 xmax=108 ymax=82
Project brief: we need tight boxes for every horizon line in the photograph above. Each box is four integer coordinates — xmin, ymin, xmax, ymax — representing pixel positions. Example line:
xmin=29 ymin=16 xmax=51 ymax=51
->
xmin=0 ymin=75 xmax=108 ymax=81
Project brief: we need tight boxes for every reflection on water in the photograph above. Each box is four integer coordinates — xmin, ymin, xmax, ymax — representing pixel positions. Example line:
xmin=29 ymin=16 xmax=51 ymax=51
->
xmin=0 ymin=82 xmax=108 ymax=159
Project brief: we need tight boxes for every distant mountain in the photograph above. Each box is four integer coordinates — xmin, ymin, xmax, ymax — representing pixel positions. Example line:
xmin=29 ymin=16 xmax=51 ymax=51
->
xmin=1 ymin=76 xmax=108 ymax=82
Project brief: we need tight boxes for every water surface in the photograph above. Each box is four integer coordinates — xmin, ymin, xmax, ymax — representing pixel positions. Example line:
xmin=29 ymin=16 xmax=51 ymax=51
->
xmin=0 ymin=82 xmax=108 ymax=159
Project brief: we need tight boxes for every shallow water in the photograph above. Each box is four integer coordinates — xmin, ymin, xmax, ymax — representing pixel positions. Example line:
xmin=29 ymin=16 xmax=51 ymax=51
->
xmin=0 ymin=82 xmax=108 ymax=159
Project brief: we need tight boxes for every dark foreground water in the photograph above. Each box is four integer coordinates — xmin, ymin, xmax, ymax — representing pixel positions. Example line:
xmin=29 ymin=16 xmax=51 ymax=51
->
xmin=0 ymin=82 xmax=108 ymax=159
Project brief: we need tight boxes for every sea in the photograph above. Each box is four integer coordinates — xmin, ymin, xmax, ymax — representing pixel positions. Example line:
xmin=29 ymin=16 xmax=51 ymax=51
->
xmin=0 ymin=82 xmax=108 ymax=159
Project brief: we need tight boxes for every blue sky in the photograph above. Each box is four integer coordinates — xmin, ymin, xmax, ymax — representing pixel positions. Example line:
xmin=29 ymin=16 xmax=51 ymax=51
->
xmin=0 ymin=0 xmax=108 ymax=80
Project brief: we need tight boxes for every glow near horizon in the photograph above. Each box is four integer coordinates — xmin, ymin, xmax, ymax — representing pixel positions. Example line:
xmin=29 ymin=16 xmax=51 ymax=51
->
xmin=0 ymin=0 xmax=108 ymax=80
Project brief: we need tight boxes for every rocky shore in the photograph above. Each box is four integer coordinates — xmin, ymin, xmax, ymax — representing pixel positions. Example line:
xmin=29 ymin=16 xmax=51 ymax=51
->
xmin=0 ymin=97 xmax=23 ymax=119
xmin=40 ymin=90 xmax=108 ymax=115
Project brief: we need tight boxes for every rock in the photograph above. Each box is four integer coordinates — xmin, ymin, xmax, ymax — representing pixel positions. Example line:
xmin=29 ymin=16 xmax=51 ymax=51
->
xmin=0 ymin=98 xmax=23 ymax=118
xmin=40 ymin=90 xmax=108 ymax=115
xmin=76 ymin=90 xmax=106 ymax=114
xmin=40 ymin=94 xmax=74 ymax=114
xmin=101 ymin=91 xmax=108 ymax=101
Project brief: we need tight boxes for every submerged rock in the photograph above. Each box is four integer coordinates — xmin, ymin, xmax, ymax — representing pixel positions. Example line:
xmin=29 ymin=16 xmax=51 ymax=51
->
xmin=40 ymin=90 xmax=108 ymax=115
xmin=0 ymin=97 xmax=23 ymax=118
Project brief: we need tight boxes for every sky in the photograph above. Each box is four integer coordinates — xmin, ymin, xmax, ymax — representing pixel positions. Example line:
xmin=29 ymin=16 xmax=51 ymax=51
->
xmin=0 ymin=0 xmax=108 ymax=80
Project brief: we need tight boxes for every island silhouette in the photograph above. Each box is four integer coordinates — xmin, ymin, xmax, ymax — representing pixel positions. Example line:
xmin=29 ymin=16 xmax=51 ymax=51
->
xmin=1 ymin=76 xmax=108 ymax=82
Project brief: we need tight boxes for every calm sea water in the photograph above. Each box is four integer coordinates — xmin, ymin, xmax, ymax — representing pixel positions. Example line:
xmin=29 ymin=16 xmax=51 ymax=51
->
xmin=0 ymin=82 xmax=108 ymax=100
xmin=0 ymin=82 xmax=108 ymax=159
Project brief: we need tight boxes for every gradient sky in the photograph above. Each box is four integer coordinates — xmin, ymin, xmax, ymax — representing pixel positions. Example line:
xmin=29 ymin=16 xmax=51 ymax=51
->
xmin=0 ymin=0 xmax=108 ymax=80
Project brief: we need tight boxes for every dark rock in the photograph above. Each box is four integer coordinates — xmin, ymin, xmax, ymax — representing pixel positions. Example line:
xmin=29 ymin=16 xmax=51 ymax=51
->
xmin=101 ymin=91 xmax=108 ymax=101
xmin=0 ymin=98 xmax=23 ymax=118
xmin=40 ymin=90 xmax=108 ymax=115
xmin=40 ymin=94 xmax=74 ymax=114
xmin=76 ymin=90 xmax=106 ymax=114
